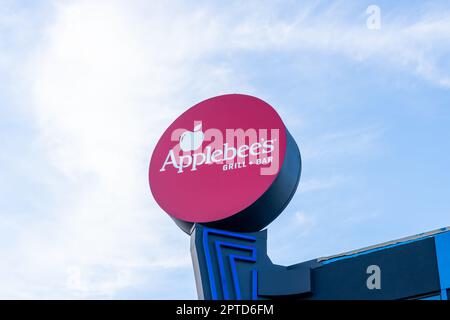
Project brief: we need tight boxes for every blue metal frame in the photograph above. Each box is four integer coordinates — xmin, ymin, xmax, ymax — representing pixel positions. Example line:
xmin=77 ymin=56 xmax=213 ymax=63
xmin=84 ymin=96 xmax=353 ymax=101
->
xmin=435 ymin=231 xmax=450 ymax=300
xmin=193 ymin=225 xmax=450 ymax=300
xmin=202 ymin=227 xmax=257 ymax=300
xmin=322 ymin=234 xmax=440 ymax=265
xmin=214 ymin=241 xmax=256 ymax=299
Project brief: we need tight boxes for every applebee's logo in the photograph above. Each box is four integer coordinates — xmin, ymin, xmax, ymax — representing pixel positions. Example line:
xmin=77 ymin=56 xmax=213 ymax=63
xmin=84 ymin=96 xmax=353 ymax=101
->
xmin=179 ymin=123 xmax=204 ymax=152
xmin=160 ymin=121 xmax=279 ymax=175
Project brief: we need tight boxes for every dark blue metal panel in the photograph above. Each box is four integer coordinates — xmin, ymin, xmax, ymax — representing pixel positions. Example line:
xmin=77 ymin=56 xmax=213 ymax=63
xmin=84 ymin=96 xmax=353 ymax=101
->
xmin=257 ymin=261 xmax=316 ymax=298
xmin=308 ymin=238 xmax=440 ymax=300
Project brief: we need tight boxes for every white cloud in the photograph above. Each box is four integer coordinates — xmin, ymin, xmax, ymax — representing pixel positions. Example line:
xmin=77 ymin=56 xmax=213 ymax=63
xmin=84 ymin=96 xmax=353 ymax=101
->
xmin=293 ymin=211 xmax=316 ymax=230
xmin=301 ymin=126 xmax=385 ymax=162
xmin=3 ymin=0 xmax=246 ymax=298
xmin=300 ymin=176 xmax=345 ymax=193
xmin=212 ymin=2 xmax=450 ymax=88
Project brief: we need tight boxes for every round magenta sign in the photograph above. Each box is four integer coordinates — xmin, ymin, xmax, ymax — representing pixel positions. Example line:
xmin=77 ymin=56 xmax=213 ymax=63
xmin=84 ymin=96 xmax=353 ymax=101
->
xmin=149 ymin=94 xmax=300 ymax=233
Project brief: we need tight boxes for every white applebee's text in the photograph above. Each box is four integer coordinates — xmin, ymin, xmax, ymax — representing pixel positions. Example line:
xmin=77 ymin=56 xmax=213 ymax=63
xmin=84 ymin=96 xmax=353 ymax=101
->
xmin=160 ymin=140 xmax=274 ymax=173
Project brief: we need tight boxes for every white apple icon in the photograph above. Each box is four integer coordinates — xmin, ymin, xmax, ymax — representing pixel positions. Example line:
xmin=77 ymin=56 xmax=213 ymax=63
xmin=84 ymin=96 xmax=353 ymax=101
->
xmin=179 ymin=123 xmax=204 ymax=152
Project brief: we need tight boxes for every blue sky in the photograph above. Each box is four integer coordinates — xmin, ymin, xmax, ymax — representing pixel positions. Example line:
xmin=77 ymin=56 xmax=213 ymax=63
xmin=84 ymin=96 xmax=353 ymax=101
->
xmin=1 ymin=0 xmax=450 ymax=298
